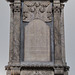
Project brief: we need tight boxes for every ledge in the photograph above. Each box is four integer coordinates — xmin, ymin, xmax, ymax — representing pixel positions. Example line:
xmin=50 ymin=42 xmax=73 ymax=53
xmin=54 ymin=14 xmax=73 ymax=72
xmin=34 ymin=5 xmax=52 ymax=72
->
xmin=5 ymin=65 xmax=69 ymax=71
xmin=5 ymin=62 xmax=70 ymax=71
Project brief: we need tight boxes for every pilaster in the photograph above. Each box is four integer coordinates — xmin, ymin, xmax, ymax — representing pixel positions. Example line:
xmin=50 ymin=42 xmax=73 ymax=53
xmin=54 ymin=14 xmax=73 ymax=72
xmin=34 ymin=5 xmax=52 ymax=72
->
xmin=13 ymin=0 xmax=21 ymax=64
xmin=60 ymin=3 xmax=66 ymax=65
xmin=53 ymin=0 xmax=62 ymax=65
xmin=9 ymin=3 xmax=14 ymax=64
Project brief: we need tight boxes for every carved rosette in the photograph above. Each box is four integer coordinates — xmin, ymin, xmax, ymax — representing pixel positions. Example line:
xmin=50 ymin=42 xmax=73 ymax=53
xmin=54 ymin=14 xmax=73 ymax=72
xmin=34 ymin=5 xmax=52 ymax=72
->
xmin=23 ymin=1 xmax=52 ymax=22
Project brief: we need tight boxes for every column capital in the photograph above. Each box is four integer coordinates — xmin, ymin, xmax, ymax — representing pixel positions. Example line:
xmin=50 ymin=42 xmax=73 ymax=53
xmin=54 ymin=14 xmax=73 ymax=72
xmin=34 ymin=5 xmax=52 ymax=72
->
xmin=14 ymin=0 xmax=21 ymax=3
xmin=14 ymin=5 xmax=21 ymax=12
xmin=10 ymin=3 xmax=14 ymax=11
xmin=61 ymin=3 xmax=65 ymax=9
xmin=13 ymin=0 xmax=21 ymax=12
xmin=53 ymin=6 xmax=61 ymax=13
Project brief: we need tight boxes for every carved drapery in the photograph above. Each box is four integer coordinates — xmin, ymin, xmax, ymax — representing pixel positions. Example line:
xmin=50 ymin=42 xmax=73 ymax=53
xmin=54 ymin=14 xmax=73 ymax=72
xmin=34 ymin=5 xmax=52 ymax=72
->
xmin=23 ymin=1 xmax=52 ymax=22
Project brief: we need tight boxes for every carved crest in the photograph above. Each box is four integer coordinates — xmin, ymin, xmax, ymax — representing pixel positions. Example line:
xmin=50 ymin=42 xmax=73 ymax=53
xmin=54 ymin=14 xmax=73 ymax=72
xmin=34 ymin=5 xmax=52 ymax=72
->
xmin=23 ymin=1 xmax=52 ymax=22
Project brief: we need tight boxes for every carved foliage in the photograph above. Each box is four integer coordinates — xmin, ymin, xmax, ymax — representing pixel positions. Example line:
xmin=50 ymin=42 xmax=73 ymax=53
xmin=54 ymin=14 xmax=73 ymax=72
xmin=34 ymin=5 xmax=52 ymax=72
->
xmin=23 ymin=1 xmax=52 ymax=22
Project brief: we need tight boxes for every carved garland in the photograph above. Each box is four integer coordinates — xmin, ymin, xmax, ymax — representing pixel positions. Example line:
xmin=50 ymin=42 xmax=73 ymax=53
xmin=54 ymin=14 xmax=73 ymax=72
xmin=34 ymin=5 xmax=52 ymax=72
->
xmin=23 ymin=1 xmax=52 ymax=22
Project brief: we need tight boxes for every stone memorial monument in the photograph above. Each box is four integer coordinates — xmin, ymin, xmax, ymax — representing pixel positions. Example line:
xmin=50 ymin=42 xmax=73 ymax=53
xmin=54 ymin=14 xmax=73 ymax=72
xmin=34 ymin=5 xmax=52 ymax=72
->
xmin=5 ymin=0 xmax=69 ymax=75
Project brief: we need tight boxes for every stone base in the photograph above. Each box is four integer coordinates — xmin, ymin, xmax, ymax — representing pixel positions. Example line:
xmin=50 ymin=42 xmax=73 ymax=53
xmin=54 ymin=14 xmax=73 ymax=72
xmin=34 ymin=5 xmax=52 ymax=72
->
xmin=6 ymin=70 xmax=69 ymax=75
xmin=6 ymin=65 xmax=69 ymax=75
xmin=5 ymin=63 xmax=69 ymax=75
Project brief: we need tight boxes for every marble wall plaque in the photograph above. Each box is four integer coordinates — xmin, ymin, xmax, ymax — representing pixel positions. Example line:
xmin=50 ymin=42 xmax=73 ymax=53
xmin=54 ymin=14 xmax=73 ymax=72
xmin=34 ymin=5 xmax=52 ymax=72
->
xmin=24 ymin=19 xmax=50 ymax=62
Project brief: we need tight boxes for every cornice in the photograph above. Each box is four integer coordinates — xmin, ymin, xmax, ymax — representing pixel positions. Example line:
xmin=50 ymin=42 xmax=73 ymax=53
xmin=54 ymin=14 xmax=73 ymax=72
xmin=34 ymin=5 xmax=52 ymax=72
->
xmin=50 ymin=0 xmax=68 ymax=3
xmin=6 ymin=0 xmax=68 ymax=3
